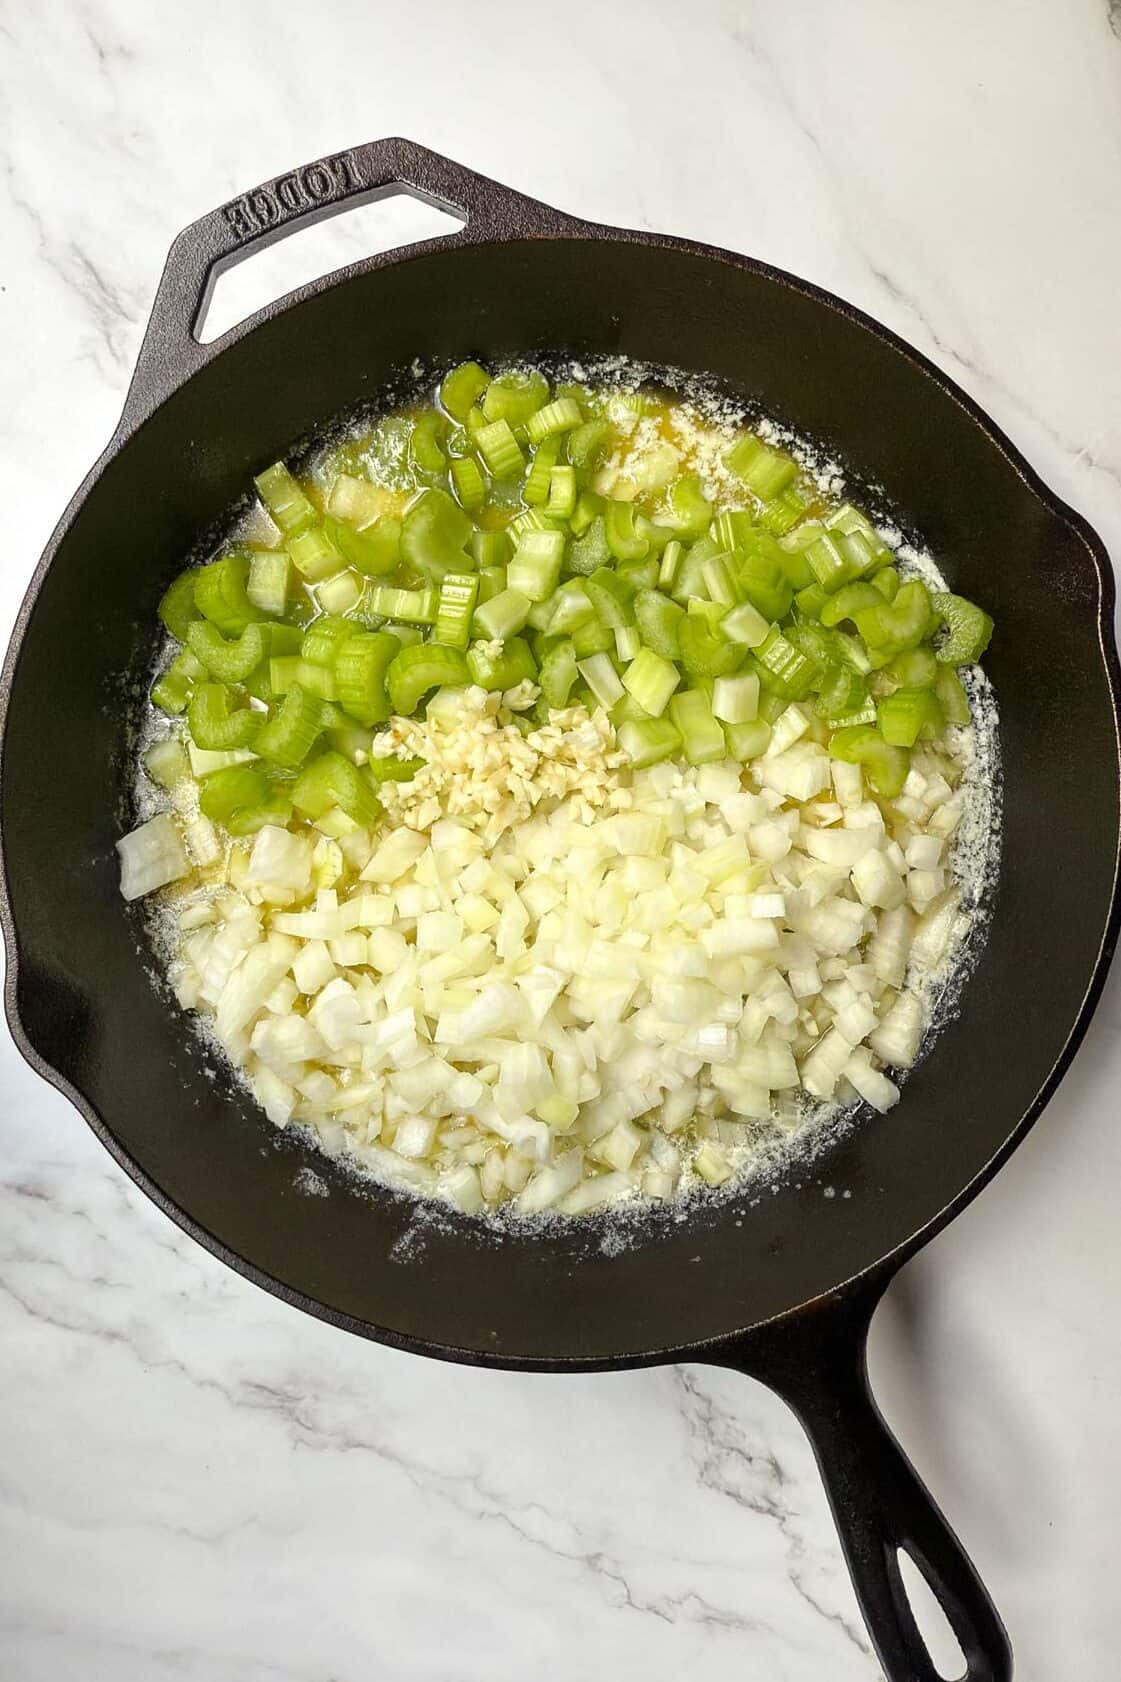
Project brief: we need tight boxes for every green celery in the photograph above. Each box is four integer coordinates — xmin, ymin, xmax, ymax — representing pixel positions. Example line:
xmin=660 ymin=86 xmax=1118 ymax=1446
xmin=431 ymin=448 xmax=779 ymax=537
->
xmin=470 ymin=529 xmax=511 ymax=570
xmin=199 ymin=764 xmax=269 ymax=826
xmin=669 ymin=689 xmax=725 ymax=764
xmin=247 ymin=550 xmax=290 ymax=616
xmin=526 ymin=397 xmax=583 ymax=445
xmin=935 ymin=664 xmax=971 ymax=726
xmin=678 ymin=616 xmax=743 ymax=679
xmin=255 ymin=463 xmax=315 ymax=535
xmin=194 ymin=555 xmax=256 ymax=636
xmin=723 ymin=718 xmax=772 ymax=761
xmin=523 ymin=435 xmax=563 ymax=505
xmin=293 ymin=750 xmax=381 ymax=825
xmin=508 ymin=530 xmax=565 ymax=601
xmin=400 ymin=488 xmax=472 ymax=582
xmin=187 ymin=620 xmax=267 ymax=684
xmin=334 ymin=631 xmax=398 ymax=726
xmin=440 ymin=361 xmax=490 ymax=422
xmin=466 ymin=636 xmax=537 ymax=691
xmin=877 ymin=686 xmax=944 ymax=747
xmin=617 ymin=717 xmax=682 ymax=767
xmin=475 ymin=418 xmax=525 ymax=479
xmin=409 ymin=410 xmax=449 ymax=474
xmin=604 ymin=501 xmax=650 ymax=563
xmin=829 ymin=724 xmax=910 ymax=798
xmin=570 ymin=490 xmax=605 ymax=537
xmin=288 ymin=525 xmax=344 ymax=582
xmin=932 ymin=591 xmax=994 ymax=665
xmin=159 ymin=570 xmax=200 ymax=642
xmin=473 ymin=586 xmax=531 ymax=642
xmin=388 ymin=643 xmax=471 ymax=714
xmin=435 ymin=572 xmax=480 ymax=649
xmin=325 ymin=515 xmax=401 ymax=578
xmin=622 ymin=649 xmax=680 ymax=717
xmin=725 ymin=435 xmax=798 ymax=500
xmin=585 ymin=566 xmax=635 ymax=629
xmin=255 ymin=684 xmax=324 ymax=768
xmin=187 ymin=682 xmax=260 ymax=751
xmin=567 ymin=419 xmax=614 ymax=473
xmin=667 ymin=475 xmax=713 ymax=540
xmin=366 ymin=583 xmax=438 ymax=625
xmin=539 ymin=640 xmax=578 ymax=708
xmin=634 ymin=589 xmax=685 ymax=659
xmin=546 ymin=466 xmax=578 ymax=521
xmin=450 ymin=455 xmax=486 ymax=512
xmin=482 ymin=370 xmax=549 ymax=428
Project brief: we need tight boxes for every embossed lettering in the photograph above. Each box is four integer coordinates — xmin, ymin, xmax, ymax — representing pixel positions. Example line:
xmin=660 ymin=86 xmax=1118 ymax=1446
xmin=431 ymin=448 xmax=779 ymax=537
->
xmin=247 ymin=189 xmax=281 ymax=229
xmin=221 ymin=151 xmax=359 ymax=245
xmin=275 ymin=173 xmax=306 ymax=214
xmin=300 ymin=162 xmax=332 ymax=201
xmin=222 ymin=200 xmax=256 ymax=239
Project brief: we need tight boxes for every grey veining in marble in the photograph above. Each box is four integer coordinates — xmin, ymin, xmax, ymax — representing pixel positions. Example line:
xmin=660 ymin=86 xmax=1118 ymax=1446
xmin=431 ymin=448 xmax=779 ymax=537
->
xmin=2 ymin=2 xmax=1120 ymax=1679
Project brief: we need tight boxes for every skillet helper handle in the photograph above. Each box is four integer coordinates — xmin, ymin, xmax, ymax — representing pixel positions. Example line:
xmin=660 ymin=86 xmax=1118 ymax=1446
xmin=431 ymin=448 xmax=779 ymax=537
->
xmin=119 ymin=137 xmax=576 ymax=431
xmin=717 ymin=1279 xmax=1012 ymax=1682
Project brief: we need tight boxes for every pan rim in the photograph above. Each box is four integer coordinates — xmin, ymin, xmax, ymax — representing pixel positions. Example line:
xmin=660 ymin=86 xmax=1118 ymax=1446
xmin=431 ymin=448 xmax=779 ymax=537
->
xmin=2 ymin=216 xmax=1120 ymax=1371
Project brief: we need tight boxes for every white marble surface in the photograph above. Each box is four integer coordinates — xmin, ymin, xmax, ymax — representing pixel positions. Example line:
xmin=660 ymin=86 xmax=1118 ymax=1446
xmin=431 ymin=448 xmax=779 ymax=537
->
xmin=2 ymin=2 xmax=1120 ymax=1677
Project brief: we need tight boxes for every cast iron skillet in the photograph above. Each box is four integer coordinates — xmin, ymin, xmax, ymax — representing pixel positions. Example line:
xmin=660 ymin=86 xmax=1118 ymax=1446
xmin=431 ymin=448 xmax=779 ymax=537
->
xmin=2 ymin=139 xmax=1119 ymax=1682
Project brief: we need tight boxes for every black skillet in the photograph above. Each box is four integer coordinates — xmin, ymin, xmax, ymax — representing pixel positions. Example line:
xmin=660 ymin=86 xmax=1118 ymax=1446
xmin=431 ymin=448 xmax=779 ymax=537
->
xmin=2 ymin=140 xmax=1119 ymax=1682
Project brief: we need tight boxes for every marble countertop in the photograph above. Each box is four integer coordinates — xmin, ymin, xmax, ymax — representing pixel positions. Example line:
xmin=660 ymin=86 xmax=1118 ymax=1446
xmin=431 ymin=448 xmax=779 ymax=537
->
xmin=2 ymin=2 xmax=1120 ymax=1677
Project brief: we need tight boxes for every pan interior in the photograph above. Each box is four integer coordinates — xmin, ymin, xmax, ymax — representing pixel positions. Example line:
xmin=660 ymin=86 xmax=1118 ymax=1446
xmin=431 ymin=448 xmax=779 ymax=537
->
xmin=3 ymin=235 xmax=1118 ymax=1364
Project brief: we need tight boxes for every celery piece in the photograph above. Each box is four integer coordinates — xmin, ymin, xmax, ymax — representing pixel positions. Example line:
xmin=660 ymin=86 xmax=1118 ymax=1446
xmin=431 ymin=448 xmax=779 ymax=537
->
xmin=539 ymin=640 xmax=578 ymax=708
xmin=286 ymin=524 xmax=343 ymax=583
xmin=886 ymin=647 xmax=938 ymax=689
xmin=508 ymin=531 xmax=565 ymax=602
xmin=482 ymin=369 xmax=549 ymax=428
xmin=387 ymin=643 xmax=471 ymax=715
xmin=194 ymin=556 xmax=256 ymax=636
xmin=855 ymin=580 xmax=933 ymax=658
xmin=820 ymin=582 xmax=883 ymax=628
xmin=585 ymin=567 xmax=635 ymax=630
xmin=634 ymin=589 xmax=685 ymax=659
xmin=144 ymin=736 xmax=191 ymax=789
xmin=301 ymin=616 xmax=356 ymax=668
xmin=669 ymin=689 xmax=725 ymax=764
xmin=523 ymin=435 xmax=563 ymax=506
xmin=187 ymin=620 xmax=267 ymax=685
xmin=440 ymin=361 xmax=490 ymax=422
xmin=365 ymin=583 xmax=438 ymax=626
xmin=255 ymin=684 xmax=324 ymax=768
xmin=753 ymin=626 xmax=822 ymax=700
xmin=475 ymin=418 xmax=525 ymax=480
xmin=466 ymin=636 xmax=537 ymax=691
xmin=877 ymin=687 xmax=944 ymax=747
xmin=577 ymin=652 xmax=625 ymax=710
xmin=618 ymin=717 xmax=682 ymax=768
xmin=567 ymin=419 xmax=614 ymax=473
xmin=526 ymin=397 xmax=583 ymax=445
xmin=324 ymin=515 xmax=402 ymax=578
xmin=604 ymin=501 xmax=649 ymax=563
xmin=247 ymin=550 xmax=290 ymax=616
xmin=450 ymin=454 xmax=486 ymax=512
xmin=719 ymin=601 xmax=770 ymax=648
xmin=255 ymin=462 xmax=315 ymax=535
xmin=570 ymin=490 xmax=605 ymax=537
xmin=571 ymin=616 xmax=615 ymax=658
xmin=622 ymin=649 xmax=680 ymax=717
xmin=409 ymin=409 xmax=449 ymax=474
xmin=814 ymin=664 xmax=869 ymax=724
xmin=725 ymin=435 xmax=799 ymax=500
xmin=829 ymin=724 xmax=910 ymax=798
xmin=334 ymin=631 xmax=398 ymax=726
xmin=293 ymin=750 xmax=381 ymax=825
xmin=187 ymin=682 xmax=261 ymax=751
xmin=667 ymin=474 xmax=713 ymax=540
xmin=159 ymin=569 xmax=201 ymax=642
xmin=473 ymin=587 xmax=531 ymax=642
xmin=199 ymin=764 xmax=269 ymax=825
xmin=567 ymin=515 xmax=611 ymax=576
xmin=471 ymin=529 xmax=511 ymax=571
xmin=400 ymin=488 xmax=472 ymax=582
xmin=932 ymin=592 xmax=994 ymax=666
xmin=935 ymin=664 xmax=971 ymax=727
xmin=678 ymin=617 xmax=743 ymax=679
xmin=546 ymin=465 xmax=578 ymax=521
xmin=723 ymin=718 xmax=772 ymax=761
xmin=435 ymin=572 xmax=481 ymax=649
xmin=545 ymin=580 xmax=595 ymax=635
xmin=712 ymin=672 xmax=760 ymax=724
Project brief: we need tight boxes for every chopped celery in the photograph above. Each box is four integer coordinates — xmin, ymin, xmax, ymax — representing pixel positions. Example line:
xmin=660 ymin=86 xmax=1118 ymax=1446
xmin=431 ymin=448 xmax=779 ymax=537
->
xmin=932 ymin=591 xmax=994 ymax=665
xmin=334 ymin=631 xmax=398 ymax=726
xmin=440 ymin=361 xmax=490 ymax=421
xmin=723 ymin=718 xmax=772 ymax=761
xmin=466 ymin=636 xmax=537 ymax=691
xmin=578 ymin=652 xmax=625 ymax=709
xmin=877 ymin=686 xmax=944 ymax=747
xmin=935 ymin=664 xmax=971 ymax=726
xmin=471 ymin=529 xmax=511 ymax=570
xmin=187 ymin=682 xmax=260 ymax=751
xmin=255 ymin=462 xmax=315 ymax=534
xmin=255 ymin=684 xmax=323 ymax=768
xmin=199 ymin=764 xmax=269 ymax=825
xmin=366 ymin=583 xmax=438 ymax=625
xmin=678 ymin=617 xmax=743 ymax=679
xmin=435 ymin=572 xmax=480 ymax=650
xmin=667 ymin=475 xmax=713 ymax=539
xmin=526 ymin=397 xmax=583 ymax=445
xmin=539 ymin=639 xmax=578 ymax=708
xmin=301 ymin=616 xmax=355 ymax=667
xmin=194 ymin=556 xmax=256 ymax=636
xmin=450 ymin=455 xmax=486 ymax=511
xmin=474 ymin=587 xmax=532 ymax=642
xmin=829 ymin=724 xmax=910 ymax=798
xmin=247 ymin=550 xmax=290 ymax=616
xmin=475 ymin=418 xmax=524 ymax=479
xmin=288 ymin=525 xmax=344 ymax=582
xmin=187 ymin=620 xmax=266 ymax=684
xmin=622 ymin=649 xmax=680 ymax=717
xmin=634 ymin=589 xmax=685 ymax=659
xmin=410 ymin=410 xmax=449 ymax=474
xmin=293 ymin=750 xmax=381 ymax=825
xmin=400 ymin=488 xmax=472 ymax=581
xmin=387 ymin=643 xmax=470 ymax=714
xmin=567 ymin=419 xmax=614 ymax=472
xmin=725 ymin=435 xmax=798 ymax=500
xmin=720 ymin=600 xmax=770 ymax=648
xmin=315 ymin=570 xmax=364 ymax=617
xmin=585 ymin=567 xmax=635 ymax=630
xmin=482 ymin=369 xmax=549 ymax=428
xmin=570 ymin=490 xmax=605 ymax=536
xmin=326 ymin=515 xmax=401 ymax=578
xmin=567 ymin=516 xmax=611 ymax=576
xmin=545 ymin=580 xmax=595 ymax=634
xmin=508 ymin=531 xmax=565 ymax=601
xmin=618 ymin=717 xmax=682 ymax=767
xmin=523 ymin=435 xmax=563 ymax=505
xmin=669 ymin=689 xmax=725 ymax=764
xmin=546 ymin=466 xmax=578 ymax=521
xmin=159 ymin=570 xmax=200 ymax=642
xmin=712 ymin=672 xmax=760 ymax=724
xmin=604 ymin=501 xmax=649 ymax=563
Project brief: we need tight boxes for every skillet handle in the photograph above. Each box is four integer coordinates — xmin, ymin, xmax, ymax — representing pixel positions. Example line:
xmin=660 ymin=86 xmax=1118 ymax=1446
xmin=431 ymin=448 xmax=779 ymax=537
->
xmin=119 ymin=138 xmax=581 ymax=431
xmin=715 ymin=1277 xmax=1012 ymax=1682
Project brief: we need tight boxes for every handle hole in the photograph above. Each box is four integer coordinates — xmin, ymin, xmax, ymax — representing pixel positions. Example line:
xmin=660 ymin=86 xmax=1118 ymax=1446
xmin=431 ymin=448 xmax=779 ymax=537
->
xmin=898 ymin=1549 xmax=968 ymax=1680
xmin=196 ymin=194 xmax=464 ymax=343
